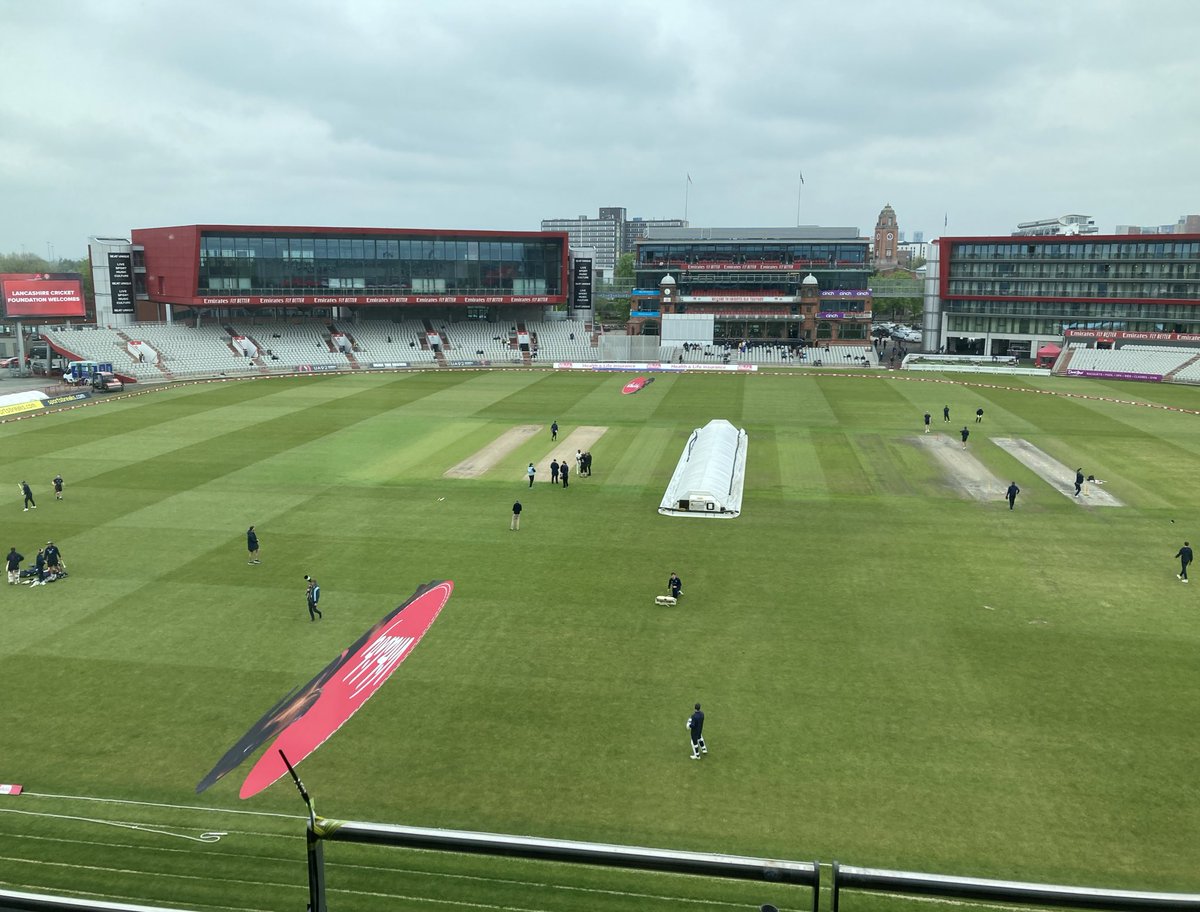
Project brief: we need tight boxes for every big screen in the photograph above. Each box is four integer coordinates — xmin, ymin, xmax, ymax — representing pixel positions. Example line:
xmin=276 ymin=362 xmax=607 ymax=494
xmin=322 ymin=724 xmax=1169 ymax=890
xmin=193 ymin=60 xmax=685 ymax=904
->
xmin=0 ymin=273 xmax=86 ymax=318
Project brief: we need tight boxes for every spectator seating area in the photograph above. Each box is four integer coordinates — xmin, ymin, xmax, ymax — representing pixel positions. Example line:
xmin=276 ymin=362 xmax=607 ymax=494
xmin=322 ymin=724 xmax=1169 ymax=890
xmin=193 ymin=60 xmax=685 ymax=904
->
xmin=1060 ymin=345 xmax=1200 ymax=379
xmin=35 ymin=318 xmax=929 ymax=380
xmin=40 ymin=319 xmax=603 ymax=380
xmin=664 ymin=342 xmax=878 ymax=367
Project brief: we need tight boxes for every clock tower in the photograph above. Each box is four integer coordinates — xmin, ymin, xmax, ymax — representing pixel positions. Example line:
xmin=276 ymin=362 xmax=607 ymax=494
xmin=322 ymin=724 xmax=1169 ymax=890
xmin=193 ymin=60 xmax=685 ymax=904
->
xmin=873 ymin=204 xmax=899 ymax=272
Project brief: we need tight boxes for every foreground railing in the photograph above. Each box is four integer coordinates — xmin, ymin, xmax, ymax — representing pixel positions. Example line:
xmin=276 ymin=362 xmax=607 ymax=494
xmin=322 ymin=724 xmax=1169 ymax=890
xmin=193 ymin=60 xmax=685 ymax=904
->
xmin=830 ymin=863 xmax=1200 ymax=912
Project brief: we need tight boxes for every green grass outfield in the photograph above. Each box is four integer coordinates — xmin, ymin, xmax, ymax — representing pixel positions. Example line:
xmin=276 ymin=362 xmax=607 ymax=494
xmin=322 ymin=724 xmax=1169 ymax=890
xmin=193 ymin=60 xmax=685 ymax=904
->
xmin=1 ymin=368 xmax=1198 ymax=912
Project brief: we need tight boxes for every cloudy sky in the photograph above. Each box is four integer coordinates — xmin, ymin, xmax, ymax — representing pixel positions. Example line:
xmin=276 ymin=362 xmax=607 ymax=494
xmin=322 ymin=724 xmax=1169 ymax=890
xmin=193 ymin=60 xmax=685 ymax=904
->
xmin=2 ymin=0 xmax=1198 ymax=257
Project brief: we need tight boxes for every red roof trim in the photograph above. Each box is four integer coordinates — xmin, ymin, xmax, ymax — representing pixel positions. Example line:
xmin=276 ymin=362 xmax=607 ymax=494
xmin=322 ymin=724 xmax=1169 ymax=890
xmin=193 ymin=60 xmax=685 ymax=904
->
xmin=134 ymin=224 xmax=567 ymax=241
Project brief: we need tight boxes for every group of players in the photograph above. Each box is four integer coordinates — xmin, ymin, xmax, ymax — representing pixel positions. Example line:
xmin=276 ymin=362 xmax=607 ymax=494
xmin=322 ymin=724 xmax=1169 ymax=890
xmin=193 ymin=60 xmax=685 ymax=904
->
xmin=7 ymin=476 xmax=66 ymax=586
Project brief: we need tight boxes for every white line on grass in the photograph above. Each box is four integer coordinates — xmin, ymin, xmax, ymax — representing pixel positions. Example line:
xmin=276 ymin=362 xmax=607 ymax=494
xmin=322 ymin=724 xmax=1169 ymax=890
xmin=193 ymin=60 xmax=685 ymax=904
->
xmin=0 ymin=879 xmax=275 ymax=912
xmin=22 ymin=791 xmax=305 ymax=821
xmin=0 ymin=878 xmax=275 ymax=912
xmin=0 ymin=807 xmax=225 ymax=842
xmin=329 ymin=858 xmax=756 ymax=908
xmin=0 ymin=854 xmax=304 ymax=894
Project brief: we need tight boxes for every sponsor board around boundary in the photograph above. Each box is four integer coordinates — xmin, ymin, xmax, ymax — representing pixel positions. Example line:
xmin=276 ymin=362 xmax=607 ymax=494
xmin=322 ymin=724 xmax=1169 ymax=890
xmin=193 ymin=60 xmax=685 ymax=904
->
xmin=0 ymin=400 xmax=42 ymax=417
xmin=554 ymin=361 xmax=757 ymax=373
xmin=43 ymin=391 xmax=91 ymax=406
xmin=1066 ymin=369 xmax=1163 ymax=382
xmin=369 ymin=362 xmax=411 ymax=369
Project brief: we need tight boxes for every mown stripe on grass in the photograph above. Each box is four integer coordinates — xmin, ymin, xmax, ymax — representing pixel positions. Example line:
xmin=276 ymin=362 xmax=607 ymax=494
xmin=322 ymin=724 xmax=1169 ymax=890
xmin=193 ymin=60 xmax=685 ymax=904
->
xmin=603 ymin=425 xmax=677 ymax=492
xmin=855 ymin=433 xmax=920 ymax=497
xmin=744 ymin=428 xmax=781 ymax=501
xmin=811 ymin=428 xmax=870 ymax=495
xmin=774 ymin=428 xmax=826 ymax=500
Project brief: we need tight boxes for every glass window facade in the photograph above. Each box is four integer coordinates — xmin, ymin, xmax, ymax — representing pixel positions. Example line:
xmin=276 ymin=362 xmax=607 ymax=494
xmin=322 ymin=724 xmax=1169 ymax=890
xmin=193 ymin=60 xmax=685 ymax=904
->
xmin=634 ymin=240 xmax=870 ymax=302
xmin=197 ymin=232 xmax=563 ymax=296
xmin=940 ymin=237 xmax=1200 ymax=337
xmin=946 ymin=240 xmax=1200 ymax=300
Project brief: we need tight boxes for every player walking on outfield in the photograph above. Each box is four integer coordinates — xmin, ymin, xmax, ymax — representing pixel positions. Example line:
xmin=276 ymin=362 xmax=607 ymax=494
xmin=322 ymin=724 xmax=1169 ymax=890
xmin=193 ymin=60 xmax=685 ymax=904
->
xmin=52 ymin=474 xmax=64 ymax=500
xmin=247 ymin=525 xmax=260 ymax=564
xmin=1074 ymin=468 xmax=1084 ymax=497
xmin=687 ymin=703 xmax=707 ymax=759
xmin=551 ymin=421 xmax=558 ymax=441
xmin=511 ymin=500 xmax=522 ymax=531
xmin=527 ymin=463 xmax=536 ymax=487
xmin=960 ymin=426 xmax=970 ymax=450
xmin=943 ymin=405 xmax=950 ymax=422
xmin=975 ymin=407 xmax=984 ymax=423
xmin=305 ymin=575 xmax=323 ymax=620
xmin=1006 ymin=482 xmax=1020 ymax=510
xmin=5 ymin=546 xmax=23 ymax=585
xmin=19 ymin=481 xmax=35 ymax=511
xmin=923 ymin=412 xmax=931 ymax=433
xmin=1176 ymin=541 xmax=1193 ymax=582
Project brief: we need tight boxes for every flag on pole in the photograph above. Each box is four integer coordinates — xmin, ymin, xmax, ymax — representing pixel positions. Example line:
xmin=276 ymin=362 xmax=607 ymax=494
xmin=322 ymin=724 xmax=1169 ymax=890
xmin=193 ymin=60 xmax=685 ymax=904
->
xmin=687 ymin=173 xmax=693 ymax=184
xmin=799 ymin=171 xmax=805 ymax=185
xmin=944 ymin=213 xmax=948 ymax=228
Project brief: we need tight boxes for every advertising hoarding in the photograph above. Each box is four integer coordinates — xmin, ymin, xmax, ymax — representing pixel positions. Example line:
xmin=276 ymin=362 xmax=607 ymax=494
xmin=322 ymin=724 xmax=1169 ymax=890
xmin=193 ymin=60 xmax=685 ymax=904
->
xmin=572 ymin=257 xmax=593 ymax=309
xmin=107 ymin=253 xmax=136 ymax=314
xmin=1 ymin=273 xmax=86 ymax=319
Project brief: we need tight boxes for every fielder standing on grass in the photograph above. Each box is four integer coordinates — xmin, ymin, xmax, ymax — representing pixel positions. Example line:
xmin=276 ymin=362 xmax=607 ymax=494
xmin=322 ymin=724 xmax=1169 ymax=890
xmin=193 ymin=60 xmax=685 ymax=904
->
xmin=52 ymin=474 xmax=64 ymax=501
xmin=511 ymin=500 xmax=522 ymax=531
xmin=960 ymin=426 xmax=970 ymax=450
xmin=1006 ymin=482 xmax=1020 ymax=511
xmin=247 ymin=525 xmax=260 ymax=564
xmin=305 ymin=575 xmax=323 ymax=620
xmin=1176 ymin=541 xmax=1192 ymax=582
xmin=923 ymin=412 xmax=931 ymax=434
xmin=19 ymin=481 xmax=35 ymax=511
xmin=687 ymin=703 xmax=707 ymax=759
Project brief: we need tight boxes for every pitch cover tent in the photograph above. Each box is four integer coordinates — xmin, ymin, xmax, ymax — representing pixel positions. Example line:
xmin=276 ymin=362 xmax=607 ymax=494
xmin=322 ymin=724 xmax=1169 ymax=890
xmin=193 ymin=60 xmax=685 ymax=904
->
xmin=658 ymin=418 xmax=747 ymax=518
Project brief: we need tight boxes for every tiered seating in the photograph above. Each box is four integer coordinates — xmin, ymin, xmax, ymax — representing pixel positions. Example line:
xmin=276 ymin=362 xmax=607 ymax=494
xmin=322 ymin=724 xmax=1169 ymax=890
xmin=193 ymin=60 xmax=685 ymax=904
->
xmin=1169 ymin=353 xmax=1200 ymax=383
xmin=128 ymin=323 xmax=244 ymax=376
xmin=339 ymin=320 xmax=439 ymax=363
xmin=41 ymin=326 xmax=164 ymax=380
xmin=1063 ymin=346 xmax=1193 ymax=377
xmin=440 ymin=322 xmax=521 ymax=362
xmin=666 ymin=342 xmax=877 ymax=367
xmin=528 ymin=321 xmax=594 ymax=361
xmin=238 ymin=323 xmax=348 ymax=368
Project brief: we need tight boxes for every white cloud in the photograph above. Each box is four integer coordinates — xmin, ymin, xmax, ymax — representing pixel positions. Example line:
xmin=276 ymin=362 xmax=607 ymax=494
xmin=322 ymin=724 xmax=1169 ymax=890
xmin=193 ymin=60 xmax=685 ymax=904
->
xmin=1 ymin=0 xmax=1198 ymax=255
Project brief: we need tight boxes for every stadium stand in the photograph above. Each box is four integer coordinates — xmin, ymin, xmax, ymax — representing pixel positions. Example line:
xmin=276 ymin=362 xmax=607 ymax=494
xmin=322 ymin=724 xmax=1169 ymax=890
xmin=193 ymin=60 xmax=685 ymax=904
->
xmin=664 ymin=341 xmax=878 ymax=367
xmin=40 ymin=318 xmax=883 ymax=380
xmin=1059 ymin=346 xmax=1196 ymax=378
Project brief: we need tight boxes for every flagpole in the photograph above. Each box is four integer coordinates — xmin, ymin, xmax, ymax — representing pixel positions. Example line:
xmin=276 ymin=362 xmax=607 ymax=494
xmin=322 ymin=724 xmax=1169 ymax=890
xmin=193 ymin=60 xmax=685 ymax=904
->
xmin=684 ymin=175 xmax=690 ymax=222
xmin=795 ymin=172 xmax=805 ymax=227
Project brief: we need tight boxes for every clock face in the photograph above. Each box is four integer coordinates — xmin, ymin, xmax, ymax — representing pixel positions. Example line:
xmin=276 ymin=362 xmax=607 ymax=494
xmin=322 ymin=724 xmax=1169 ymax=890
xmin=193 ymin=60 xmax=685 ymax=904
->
xmin=886 ymin=232 xmax=894 ymax=241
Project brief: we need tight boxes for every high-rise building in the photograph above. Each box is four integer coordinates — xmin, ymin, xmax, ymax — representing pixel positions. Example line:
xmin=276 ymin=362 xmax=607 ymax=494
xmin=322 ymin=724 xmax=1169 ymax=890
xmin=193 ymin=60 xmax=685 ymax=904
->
xmin=1116 ymin=215 xmax=1200 ymax=235
xmin=1012 ymin=215 xmax=1097 ymax=236
xmin=541 ymin=208 xmax=687 ymax=277
xmin=624 ymin=216 xmax=689 ymax=254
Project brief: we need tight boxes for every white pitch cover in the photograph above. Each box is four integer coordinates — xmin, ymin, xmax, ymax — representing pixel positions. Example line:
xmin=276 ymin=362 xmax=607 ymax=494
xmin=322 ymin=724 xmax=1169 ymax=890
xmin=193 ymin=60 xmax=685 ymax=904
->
xmin=658 ymin=419 xmax=747 ymax=519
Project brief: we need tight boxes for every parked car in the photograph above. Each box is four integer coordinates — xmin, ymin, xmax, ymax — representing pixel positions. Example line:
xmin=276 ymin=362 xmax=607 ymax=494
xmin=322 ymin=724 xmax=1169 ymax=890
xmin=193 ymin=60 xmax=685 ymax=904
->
xmin=0 ymin=356 xmax=19 ymax=369
xmin=91 ymin=371 xmax=124 ymax=392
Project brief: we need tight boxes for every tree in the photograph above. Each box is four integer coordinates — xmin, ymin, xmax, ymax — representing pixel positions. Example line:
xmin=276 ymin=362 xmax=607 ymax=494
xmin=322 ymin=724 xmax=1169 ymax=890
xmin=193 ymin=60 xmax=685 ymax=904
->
xmin=615 ymin=252 xmax=635 ymax=281
xmin=0 ymin=252 xmax=53 ymax=274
